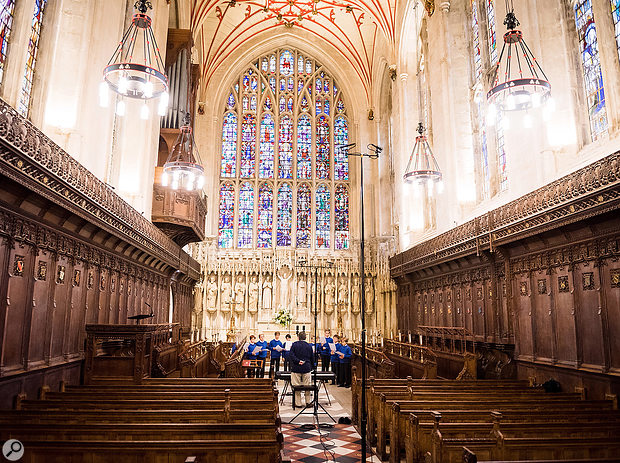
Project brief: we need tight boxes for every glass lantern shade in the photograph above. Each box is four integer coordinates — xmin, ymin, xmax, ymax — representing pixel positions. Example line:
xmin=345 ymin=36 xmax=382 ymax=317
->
xmin=403 ymin=124 xmax=442 ymax=185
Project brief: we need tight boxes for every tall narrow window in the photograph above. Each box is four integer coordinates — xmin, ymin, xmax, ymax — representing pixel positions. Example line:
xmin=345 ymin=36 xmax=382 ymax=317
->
xmin=485 ymin=0 xmax=498 ymax=65
xmin=472 ymin=0 xmax=491 ymax=198
xmin=238 ymin=182 xmax=254 ymax=248
xmin=18 ymin=0 xmax=48 ymax=117
xmin=334 ymin=116 xmax=349 ymax=180
xmin=257 ymin=183 xmax=273 ymax=248
xmin=278 ymin=115 xmax=293 ymax=179
xmin=240 ymin=114 xmax=256 ymax=178
xmin=218 ymin=183 xmax=235 ymax=248
xmin=0 ymin=0 xmax=16 ymax=86
xmin=297 ymin=183 xmax=311 ymax=248
xmin=297 ymin=115 xmax=312 ymax=179
xmin=221 ymin=112 xmax=237 ymax=177
xmin=574 ymin=0 xmax=608 ymax=141
xmin=315 ymin=184 xmax=330 ymax=249
xmin=259 ymin=113 xmax=275 ymax=178
xmin=613 ymin=1 xmax=620 ymax=61
xmin=277 ymin=183 xmax=293 ymax=246
xmin=219 ymin=49 xmax=350 ymax=249
xmin=334 ymin=184 xmax=349 ymax=250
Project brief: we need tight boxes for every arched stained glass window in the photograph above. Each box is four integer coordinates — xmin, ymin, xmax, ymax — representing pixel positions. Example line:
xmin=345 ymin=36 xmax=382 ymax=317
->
xmin=219 ymin=48 xmax=350 ymax=250
xmin=297 ymin=115 xmax=312 ymax=179
xmin=218 ymin=183 xmax=235 ymax=248
xmin=257 ymin=183 xmax=273 ymax=248
xmin=485 ymin=0 xmax=498 ymax=65
xmin=221 ymin=112 xmax=237 ymax=177
xmin=335 ymin=184 xmax=349 ymax=250
xmin=277 ymin=183 xmax=293 ymax=246
xmin=259 ymin=113 xmax=275 ymax=178
xmin=316 ymin=185 xmax=330 ymax=249
xmin=297 ymin=184 xmax=311 ymax=248
xmin=334 ymin=116 xmax=349 ymax=180
xmin=238 ymin=182 xmax=254 ymax=248
xmin=18 ymin=0 xmax=48 ymax=117
xmin=0 ymin=1 xmax=16 ymax=86
xmin=574 ymin=0 xmax=608 ymax=141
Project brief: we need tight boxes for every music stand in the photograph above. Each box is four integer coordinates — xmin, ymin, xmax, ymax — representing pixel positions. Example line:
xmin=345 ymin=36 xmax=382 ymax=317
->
xmin=127 ymin=303 xmax=154 ymax=324
xmin=288 ymin=259 xmax=336 ymax=425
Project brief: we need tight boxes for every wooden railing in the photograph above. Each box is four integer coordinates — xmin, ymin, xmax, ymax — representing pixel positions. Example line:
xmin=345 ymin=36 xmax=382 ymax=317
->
xmin=416 ymin=325 xmax=475 ymax=355
xmin=178 ymin=340 xmax=212 ymax=377
xmin=351 ymin=344 xmax=395 ymax=379
xmin=384 ymin=339 xmax=438 ymax=379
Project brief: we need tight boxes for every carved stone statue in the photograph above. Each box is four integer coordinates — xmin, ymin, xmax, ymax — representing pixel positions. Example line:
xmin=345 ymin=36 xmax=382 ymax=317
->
xmin=351 ymin=276 xmax=361 ymax=314
xmin=297 ymin=276 xmax=307 ymax=308
xmin=248 ymin=274 xmax=259 ymax=313
xmin=324 ymin=276 xmax=336 ymax=314
xmin=234 ymin=274 xmax=246 ymax=312
xmin=365 ymin=279 xmax=374 ymax=313
xmin=277 ymin=264 xmax=293 ymax=310
xmin=337 ymin=278 xmax=349 ymax=312
xmin=262 ymin=275 xmax=273 ymax=310
xmin=206 ymin=274 xmax=218 ymax=313
xmin=220 ymin=274 xmax=232 ymax=311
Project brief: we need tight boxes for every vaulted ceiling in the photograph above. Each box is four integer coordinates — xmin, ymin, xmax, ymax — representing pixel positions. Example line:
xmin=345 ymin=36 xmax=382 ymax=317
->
xmin=191 ymin=0 xmax=400 ymax=103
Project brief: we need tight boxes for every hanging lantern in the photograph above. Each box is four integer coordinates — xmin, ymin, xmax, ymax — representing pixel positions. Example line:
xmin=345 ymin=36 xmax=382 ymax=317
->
xmin=486 ymin=1 xmax=552 ymax=124
xmin=403 ymin=123 xmax=442 ymax=191
xmin=161 ymin=114 xmax=205 ymax=191
xmin=100 ymin=0 xmax=169 ymax=116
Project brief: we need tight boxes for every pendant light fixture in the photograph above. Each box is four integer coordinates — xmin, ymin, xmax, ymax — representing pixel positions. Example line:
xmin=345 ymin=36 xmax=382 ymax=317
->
xmin=486 ymin=0 xmax=552 ymax=125
xmin=99 ymin=0 xmax=169 ymax=117
xmin=161 ymin=113 xmax=205 ymax=191
xmin=403 ymin=123 xmax=443 ymax=193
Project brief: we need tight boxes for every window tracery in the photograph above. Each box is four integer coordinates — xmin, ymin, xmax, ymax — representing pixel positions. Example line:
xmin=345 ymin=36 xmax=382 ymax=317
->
xmin=219 ymin=48 xmax=350 ymax=250
xmin=574 ymin=0 xmax=608 ymax=141
xmin=18 ymin=0 xmax=48 ymax=117
xmin=0 ymin=0 xmax=16 ymax=86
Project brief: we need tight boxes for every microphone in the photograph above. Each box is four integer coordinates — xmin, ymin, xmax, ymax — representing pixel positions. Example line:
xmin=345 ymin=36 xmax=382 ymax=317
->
xmin=339 ymin=142 xmax=356 ymax=149
xmin=368 ymin=143 xmax=383 ymax=152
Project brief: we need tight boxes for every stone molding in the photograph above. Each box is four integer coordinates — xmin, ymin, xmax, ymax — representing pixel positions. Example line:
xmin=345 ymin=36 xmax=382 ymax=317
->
xmin=391 ymin=151 xmax=620 ymax=276
xmin=0 ymin=98 xmax=199 ymax=281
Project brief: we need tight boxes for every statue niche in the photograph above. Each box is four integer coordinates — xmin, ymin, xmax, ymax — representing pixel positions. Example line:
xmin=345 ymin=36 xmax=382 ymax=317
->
xmin=337 ymin=277 xmax=349 ymax=312
xmin=248 ymin=274 xmax=259 ymax=313
xmin=234 ymin=274 xmax=246 ymax=312
xmin=220 ymin=273 xmax=232 ymax=311
xmin=365 ymin=277 xmax=374 ymax=314
xmin=351 ymin=275 xmax=361 ymax=314
xmin=277 ymin=264 xmax=293 ymax=311
xmin=206 ymin=273 xmax=218 ymax=313
xmin=324 ymin=275 xmax=336 ymax=314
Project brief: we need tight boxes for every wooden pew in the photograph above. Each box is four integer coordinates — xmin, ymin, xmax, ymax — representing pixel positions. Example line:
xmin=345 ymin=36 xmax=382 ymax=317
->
xmin=462 ymin=446 xmax=620 ymax=463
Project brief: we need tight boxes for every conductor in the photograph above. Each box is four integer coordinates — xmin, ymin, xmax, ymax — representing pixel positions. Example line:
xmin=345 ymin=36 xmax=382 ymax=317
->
xmin=288 ymin=331 xmax=314 ymax=407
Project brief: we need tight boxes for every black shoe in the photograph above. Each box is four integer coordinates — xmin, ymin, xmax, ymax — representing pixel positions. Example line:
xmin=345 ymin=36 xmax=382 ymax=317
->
xmin=338 ymin=384 xmax=345 ymax=387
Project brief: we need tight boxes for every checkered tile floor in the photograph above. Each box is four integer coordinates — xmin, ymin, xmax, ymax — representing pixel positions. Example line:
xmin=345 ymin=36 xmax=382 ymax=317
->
xmin=282 ymin=424 xmax=381 ymax=463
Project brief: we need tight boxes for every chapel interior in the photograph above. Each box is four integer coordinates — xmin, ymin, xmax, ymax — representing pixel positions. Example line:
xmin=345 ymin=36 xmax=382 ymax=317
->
xmin=0 ymin=0 xmax=619 ymax=461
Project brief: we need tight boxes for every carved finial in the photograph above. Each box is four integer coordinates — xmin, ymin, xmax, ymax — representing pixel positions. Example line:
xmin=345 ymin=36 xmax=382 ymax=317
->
xmin=134 ymin=0 xmax=152 ymax=13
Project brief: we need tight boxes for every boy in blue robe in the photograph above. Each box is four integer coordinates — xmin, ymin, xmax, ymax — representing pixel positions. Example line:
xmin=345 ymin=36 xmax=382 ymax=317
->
xmin=320 ymin=329 xmax=333 ymax=372
xmin=330 ymin=335 xmax=340 ymax=385
xmin=269 ymin=331 xmax=284 ymax=375
xmin=337 ymin=336 xmax=352 ymax=387
xmin=283 ymin=334 xmax=292 ymax=371
xmin=245 ymin=335 xmax=257 ymax=378
xmin=256 ymin=334 xmax=269 ymax=378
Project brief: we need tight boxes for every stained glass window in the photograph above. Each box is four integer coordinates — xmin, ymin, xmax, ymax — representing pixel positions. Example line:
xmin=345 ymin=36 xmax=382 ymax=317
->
xmin=221 ymin=112 xmax=237 ymax=177
xmin=0 ymin=1 xmax=16 ymax=86
xmin=279 ymin=115 xmax=293 ymax=179
xmin=316 ymin=185 xmax=330 ymax=249
xmin=334 ymin=116 xmax=349 ymax=181
xmin=297 ymin=115 xmax=312 ymax=179
xmin=335 ymin=184 xmax=349 ymax=250
xmin=240 ymin=114 xmax=256 ymax=178
xmin=297 ymin=184 xmax=311 ymax=248
xmin=219 ymin=48 xmax=350 ymax=249
xmin=18 ymin=0 xmax=48 ymax=117
xmin=472 ymin=0 xmax=483 ymax=81
xmin=257 ymin=183 xmax=273 ymax=248
xmin=238 ymin=182 xmax=254 ymax=248
xmin=574 ymin=0 xmax=608 ymax=141
xmin=612 ymin=0 xmax=620 ymax=62
xmin=277 ymin=183 xmax=293 ymax=246
xmin=316 ymin=115 xmax=330 ymax=179
xmin=497 ymin=111 xmax=508 ymax=190
xmin=218 ymin=183 xmax=235 ymax=248
xmin=259 ymin=113 xmax=275 ymax=178
xmin=485 ymin=0 xmax=498 ymax=65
